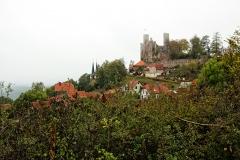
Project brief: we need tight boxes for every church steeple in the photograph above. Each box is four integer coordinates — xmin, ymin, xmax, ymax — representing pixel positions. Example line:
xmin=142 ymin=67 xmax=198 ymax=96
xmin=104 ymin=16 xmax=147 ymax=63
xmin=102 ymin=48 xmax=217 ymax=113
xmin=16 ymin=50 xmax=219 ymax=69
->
xmin=91 ymin=61 xmax=94 ymax=75
xmin=95 ymin=61 xmax=98 ymax=71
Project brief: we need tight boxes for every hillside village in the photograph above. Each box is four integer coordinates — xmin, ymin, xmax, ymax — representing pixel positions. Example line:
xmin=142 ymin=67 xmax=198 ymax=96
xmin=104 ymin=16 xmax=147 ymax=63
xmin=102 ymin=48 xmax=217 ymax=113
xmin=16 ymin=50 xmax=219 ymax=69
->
xmin=2 ymin=33 xmax=204 ymax=110
xmin=1 ymin=28 xmax=240 ymax=159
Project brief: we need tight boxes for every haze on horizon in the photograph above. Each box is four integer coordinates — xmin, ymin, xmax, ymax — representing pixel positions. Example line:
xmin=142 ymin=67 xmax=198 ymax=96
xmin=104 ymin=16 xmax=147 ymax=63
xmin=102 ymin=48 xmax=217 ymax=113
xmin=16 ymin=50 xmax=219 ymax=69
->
xmin=1 ymin=0 xmax=240 ymax=86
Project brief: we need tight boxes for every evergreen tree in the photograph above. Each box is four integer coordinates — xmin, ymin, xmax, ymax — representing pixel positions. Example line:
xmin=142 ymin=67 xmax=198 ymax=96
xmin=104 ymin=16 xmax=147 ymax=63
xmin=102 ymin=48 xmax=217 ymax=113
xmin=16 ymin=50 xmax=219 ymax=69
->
xmin=210 ymin=32 xmax=223 ymax=56
xmin=201 ymin=35 xmax=211 ymax=56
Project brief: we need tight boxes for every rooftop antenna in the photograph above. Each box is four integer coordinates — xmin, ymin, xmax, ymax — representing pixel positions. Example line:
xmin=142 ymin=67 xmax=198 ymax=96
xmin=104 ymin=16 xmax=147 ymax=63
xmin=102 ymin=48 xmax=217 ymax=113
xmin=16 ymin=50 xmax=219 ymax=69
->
xmin=144 ymin=28 xmax=146 ymax=34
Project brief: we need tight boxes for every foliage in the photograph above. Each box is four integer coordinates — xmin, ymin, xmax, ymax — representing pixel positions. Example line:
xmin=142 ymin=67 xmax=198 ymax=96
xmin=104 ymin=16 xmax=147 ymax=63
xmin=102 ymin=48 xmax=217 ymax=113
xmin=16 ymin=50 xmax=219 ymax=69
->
xmin=45 ymin=85 xmax=55 ymax=97
xmin=0 ymin=81 xmax=14 ymax=100
xmin=1 ymin=86 xmax=240 ymax=159
xmin=95 ymin=59 xmax=127 ymax=89
xmin=1 ymin=29 xmax=240 ymax=160
xmin=197 ymin=29 xmax=240 ymax=89
xmin=201 ymin=35 xmax=211 ymax=55
xmin=13 ymin=82 xmax=48 ymax=112
xmin=169 ymin=39 xmax=190 ymax=59
xmin=190 ymin=35 xmax=203 ymax=59
xmin=78 ymin=73 xmax=91 ymax=91
xmin=66 ymin=78 xmax=78 ymax=90
xmin=197 ymin=57 xmax=225 ymax=88
xmin=169 ymin=40 xmax=181 ymax=59
xmin=31 ymin=82 xmax=45 ymax=92
xmin=188 ymin=60 xmax=197 ymax=71
xmin=210 ymin=32 xmax=223 ymax=56
xmin=178 ymin=38 xmax=190 ymax=53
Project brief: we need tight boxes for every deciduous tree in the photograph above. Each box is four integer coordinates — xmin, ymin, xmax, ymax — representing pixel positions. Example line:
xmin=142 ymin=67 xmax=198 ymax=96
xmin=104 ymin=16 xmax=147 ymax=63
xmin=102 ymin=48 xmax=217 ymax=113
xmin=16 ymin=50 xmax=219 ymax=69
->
xmin=78 ymin=73 xmax=91 ymax=91
xmin=169 ymin=40 xmax=181 ymax=59
xmin=190 ymin=35 xmax=203 ymax=59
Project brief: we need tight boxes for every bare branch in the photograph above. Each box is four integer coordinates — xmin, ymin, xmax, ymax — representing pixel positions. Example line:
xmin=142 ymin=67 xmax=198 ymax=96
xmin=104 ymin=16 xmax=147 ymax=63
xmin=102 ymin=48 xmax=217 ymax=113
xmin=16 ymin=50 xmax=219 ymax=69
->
xmin=177 ymin=117 xmax=226 ymax=128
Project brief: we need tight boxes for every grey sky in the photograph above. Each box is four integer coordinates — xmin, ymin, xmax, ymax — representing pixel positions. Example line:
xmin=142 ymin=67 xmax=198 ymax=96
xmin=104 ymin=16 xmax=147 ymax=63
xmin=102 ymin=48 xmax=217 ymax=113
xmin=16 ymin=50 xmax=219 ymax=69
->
xmin=1 ymin=0 xmax=239 ymax=86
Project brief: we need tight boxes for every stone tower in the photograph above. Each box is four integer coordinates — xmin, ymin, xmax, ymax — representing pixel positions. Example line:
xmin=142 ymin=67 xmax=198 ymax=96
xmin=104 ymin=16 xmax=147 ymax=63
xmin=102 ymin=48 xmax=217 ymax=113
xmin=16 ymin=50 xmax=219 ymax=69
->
xmin=140 ymin=33 xmax=170 ymax=63
xmin=163 ymin=33 xmax=169 ymax=46
xmin=143 ymin=34 xmax=149 ymax=44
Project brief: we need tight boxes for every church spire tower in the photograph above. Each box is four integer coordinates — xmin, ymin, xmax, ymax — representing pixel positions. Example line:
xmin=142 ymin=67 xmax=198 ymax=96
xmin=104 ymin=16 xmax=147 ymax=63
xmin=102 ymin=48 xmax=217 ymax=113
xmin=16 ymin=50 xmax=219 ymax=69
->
xmin=91 ymin=61 xmax=94 ymax=75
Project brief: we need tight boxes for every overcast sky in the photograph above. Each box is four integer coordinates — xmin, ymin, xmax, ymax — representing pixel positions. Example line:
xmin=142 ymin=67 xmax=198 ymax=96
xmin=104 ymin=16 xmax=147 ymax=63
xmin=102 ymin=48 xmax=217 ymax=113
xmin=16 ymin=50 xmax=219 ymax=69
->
xmin=1 ymin=0 xmax=239 ymax=86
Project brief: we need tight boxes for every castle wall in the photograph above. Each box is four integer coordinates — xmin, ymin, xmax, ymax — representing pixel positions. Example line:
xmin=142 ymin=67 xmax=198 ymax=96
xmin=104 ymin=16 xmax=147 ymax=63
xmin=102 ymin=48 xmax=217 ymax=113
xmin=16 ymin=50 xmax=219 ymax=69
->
xmin=141 ymin=33 xmax=170 ymax=63
xmin=162 ymin=58 xmax=206 ymax=68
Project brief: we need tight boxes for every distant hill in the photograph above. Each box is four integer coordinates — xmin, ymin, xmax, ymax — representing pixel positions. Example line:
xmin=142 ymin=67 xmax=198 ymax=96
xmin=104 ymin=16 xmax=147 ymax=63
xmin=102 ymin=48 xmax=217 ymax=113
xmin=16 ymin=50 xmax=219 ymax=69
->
xmin=9 ymin=86 xmax=30 ymax=100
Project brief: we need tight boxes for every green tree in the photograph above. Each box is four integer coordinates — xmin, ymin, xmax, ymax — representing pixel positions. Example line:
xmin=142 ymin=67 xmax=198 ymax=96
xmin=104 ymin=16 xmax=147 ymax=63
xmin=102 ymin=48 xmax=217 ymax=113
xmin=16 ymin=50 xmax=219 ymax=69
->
xmin=95 ymin=59 xmax=127 ymax=89
xmin=78 ymin=73 xmax=91 ymax=91
xmin=201 ymin=35 xmax=211 ymax=55
xmin=169 ymin=40 xmax=181 ymax=59
xmin=197 ymin=57 xmax=225 ymax=88
xmin=190 ymin=35 xmax=203 ymax=59
xmin=223 ymin=28 xmax=240 ymax=86
xmin=0 ymin=82 xmax=13 ymax=107
xmin=14 ymin=82 xmax=48 ymax=111
xmin=210 ymin=32 xmax=223 ymax=56
xmin=178 ymin=39 xmax=190 ymax=53
xmin=31 ymin=82 xmax=45 ymax=92
xmin=188 ymin=60 xmax=197 ymax=71
xmin=45 ymin=85 xmax=55 ymax=97
xmin=66 ymin=78 xmax=78 ymax=89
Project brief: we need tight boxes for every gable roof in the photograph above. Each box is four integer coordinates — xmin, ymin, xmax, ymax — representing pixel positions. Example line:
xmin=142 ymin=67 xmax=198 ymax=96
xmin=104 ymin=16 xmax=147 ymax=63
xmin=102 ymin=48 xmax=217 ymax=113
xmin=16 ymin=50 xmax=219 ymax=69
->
xmin=179 ymin=82 xmax=192 ymax=88
xmin=77 ymin=91 xmax=87 ymax=98
xmin=104 ymin=88 xmax=119 ymax=94
xmin=128 ymin=80 xmax=141 ymax=89
xmin=147 ymin=63 xmax=164 ymax=70
xmin=133 ymin=60 xmax=145 ymax=67
xmin=142 ymin=83 xmax=171 ymax=95
xmin=54 ymin=82 xmax=75 ymax=98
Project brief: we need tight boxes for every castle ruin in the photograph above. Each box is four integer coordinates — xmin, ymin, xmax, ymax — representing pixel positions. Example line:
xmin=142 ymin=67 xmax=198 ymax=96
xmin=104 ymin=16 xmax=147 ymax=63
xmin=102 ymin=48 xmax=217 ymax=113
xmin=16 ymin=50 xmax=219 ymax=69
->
xmin=140 ymin=33 xmax=170 ymax=63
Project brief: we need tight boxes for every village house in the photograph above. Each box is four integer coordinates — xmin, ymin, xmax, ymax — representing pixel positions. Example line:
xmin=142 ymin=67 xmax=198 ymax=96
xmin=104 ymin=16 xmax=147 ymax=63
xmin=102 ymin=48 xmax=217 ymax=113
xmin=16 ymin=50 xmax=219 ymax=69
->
xmin=178 ymin=80 xmax=196 ymax=94
xmin=54 ymin=82 xmax=75 ymax=99
xmin=144 ymin=63 xmax=164 ymax=78
xmin=141 ymin=83 xmax=171 ymax=99
xmin=122 ymin=80 xmax=142 ymax=94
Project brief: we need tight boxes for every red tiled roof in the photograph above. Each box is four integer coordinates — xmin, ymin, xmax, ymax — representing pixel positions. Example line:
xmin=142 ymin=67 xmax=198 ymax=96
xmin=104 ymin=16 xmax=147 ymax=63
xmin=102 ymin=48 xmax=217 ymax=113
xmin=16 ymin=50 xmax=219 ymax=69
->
xmin=133 ymin=60 xmax=145 ymax=67
xmin=128 ymin=80 xmax=140 ymax=89
xmin=2 ymin=104 xmax=11 ymax=110
xmin=142 ymin=83 xmax=171 ymax=95
xmin=86 ymin=92 xmax=102 ymax=99
xmin=148 ymin=63 xmax=164 ymax=70
xmin=105 ymin=89 xmax=119 ymax=94
xmin=32 ymin=101 xmax=50 ymax=109
xmin=192 ymin=79 xmax=197 ymax=85
xmin=54 ymin=82 xmax=75 ymax=98
xmin=77 ymin=91 xmax=87 ymax=98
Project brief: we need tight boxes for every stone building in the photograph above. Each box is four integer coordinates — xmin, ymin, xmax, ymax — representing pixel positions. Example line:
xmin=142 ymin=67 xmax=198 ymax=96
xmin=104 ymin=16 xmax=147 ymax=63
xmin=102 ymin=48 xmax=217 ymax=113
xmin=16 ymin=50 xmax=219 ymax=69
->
xmin=140 ymin=33 xmax=170 ymax=63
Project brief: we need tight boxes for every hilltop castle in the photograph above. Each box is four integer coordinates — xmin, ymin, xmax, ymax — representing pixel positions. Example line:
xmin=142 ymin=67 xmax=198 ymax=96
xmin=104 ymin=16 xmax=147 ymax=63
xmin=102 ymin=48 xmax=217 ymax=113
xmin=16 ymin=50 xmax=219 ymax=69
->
xmin=140 ymin=33 xmax=170 ymax=63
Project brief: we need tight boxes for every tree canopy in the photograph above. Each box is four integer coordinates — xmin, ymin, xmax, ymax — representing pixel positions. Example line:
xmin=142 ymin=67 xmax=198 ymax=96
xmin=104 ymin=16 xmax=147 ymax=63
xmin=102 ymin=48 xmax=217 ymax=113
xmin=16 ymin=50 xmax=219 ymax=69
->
xmin=190 ymin=35 xmax=203 ymax=59
xmin=210 ymin=32 xmax=223 ymax=56
xmin=95 ymin=59 xmax=127 ymax=89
